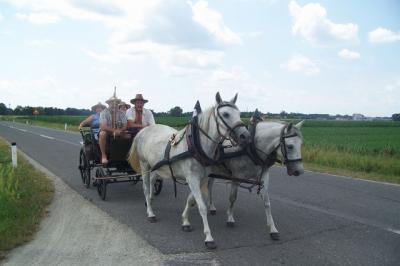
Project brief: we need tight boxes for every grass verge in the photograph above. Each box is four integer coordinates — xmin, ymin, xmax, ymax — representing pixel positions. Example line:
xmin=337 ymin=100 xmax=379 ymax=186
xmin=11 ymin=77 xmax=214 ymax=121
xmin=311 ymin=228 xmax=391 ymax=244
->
xmin=302 ymin=145 xmax=400 ymax=184
xmin=0 ymin=138 xmax=54 ymax=261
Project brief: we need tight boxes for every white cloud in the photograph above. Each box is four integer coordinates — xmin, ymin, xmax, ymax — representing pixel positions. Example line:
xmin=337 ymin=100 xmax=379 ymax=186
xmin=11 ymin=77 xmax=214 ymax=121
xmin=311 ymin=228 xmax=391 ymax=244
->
xmin=338 ymin=49 xmax=360 ymax=59
xmin=15 ymin=12 xmax=60 ymax=24
xmin=289 ymin=1 xmax=358 ymax=44
xmin=189 ymin=1 xmax=242 ymax=45
xmin=7 ymin=1 xmax=238 ymax=74
xmin=281 ymin=54 xmax=320 ymax=75
xmin=26 ymin=39 xmax=54 ymax=47
xmin=368 ymin=27 xmax=400 ymax=43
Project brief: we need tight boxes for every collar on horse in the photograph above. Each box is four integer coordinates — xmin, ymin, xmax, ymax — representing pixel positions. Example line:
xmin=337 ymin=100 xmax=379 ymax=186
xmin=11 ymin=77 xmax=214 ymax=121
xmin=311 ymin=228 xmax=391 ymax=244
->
xmin=150 ymin=102 xmax=246 ymax=197
xmin=210 ymin=121 xmax=302 ymax=193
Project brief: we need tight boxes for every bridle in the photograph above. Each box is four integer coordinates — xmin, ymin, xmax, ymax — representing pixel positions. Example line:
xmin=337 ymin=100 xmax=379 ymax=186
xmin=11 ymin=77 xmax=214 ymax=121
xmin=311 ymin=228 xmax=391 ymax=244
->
xmin=279 ymin=124 xmax=303 ymax=164
xmin=254 ymin=123 xmax=302 ymax=165
xmin=195 ymin=101 xmax=246 ymax=146
xmin=213 ymin=102 xmax=246 ymax=144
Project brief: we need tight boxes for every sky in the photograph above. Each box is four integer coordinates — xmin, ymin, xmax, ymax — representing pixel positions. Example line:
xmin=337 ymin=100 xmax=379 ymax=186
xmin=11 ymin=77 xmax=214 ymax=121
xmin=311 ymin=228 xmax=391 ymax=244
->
xmin=0 ymin=0 xmax=399 ymax=117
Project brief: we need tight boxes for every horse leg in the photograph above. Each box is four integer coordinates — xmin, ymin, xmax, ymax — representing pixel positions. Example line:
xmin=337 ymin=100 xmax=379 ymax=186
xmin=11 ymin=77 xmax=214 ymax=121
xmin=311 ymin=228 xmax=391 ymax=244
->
xmin=226 ymin=182 xmax=238 ymax=227
xmin=181 ymin=192 xmax=195 ymax=232
xmin=149 ymin=173 xmax=157 ymax=205
xmin=187 ymin=177 xmax=216 ymax=249
xmin=208 ymin=178 xmax=217 ymax=215
xmin=260 ymin=170 xmax=279 ymax=240
xmin=141 ymin=162 xmax=156 ymax=222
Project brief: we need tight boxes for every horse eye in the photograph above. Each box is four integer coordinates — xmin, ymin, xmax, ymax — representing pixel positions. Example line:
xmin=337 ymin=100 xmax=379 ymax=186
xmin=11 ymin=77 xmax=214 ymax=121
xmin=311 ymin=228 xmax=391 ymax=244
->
xmin=223 ymin=112 xmax=230 ymax=118
xmin=287 ymin=145 xmax=294 ymax=150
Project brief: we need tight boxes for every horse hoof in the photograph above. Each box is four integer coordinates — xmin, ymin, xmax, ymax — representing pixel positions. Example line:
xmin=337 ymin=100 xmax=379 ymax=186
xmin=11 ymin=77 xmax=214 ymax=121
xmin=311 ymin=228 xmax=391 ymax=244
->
xmin=182 ymin=225 xmax=192 ymax=232
xmin=270 ymin=232 xmax=280 ymax=240
xmin=205 ymin=241 xmax=217 ymax=250
xmin=210 ymin=210 xmax=217 ymax=216
xmin=147 ymin=216 xmax=157 ymax=223
xmin=226 ymin=221 xmax=235 ymax=228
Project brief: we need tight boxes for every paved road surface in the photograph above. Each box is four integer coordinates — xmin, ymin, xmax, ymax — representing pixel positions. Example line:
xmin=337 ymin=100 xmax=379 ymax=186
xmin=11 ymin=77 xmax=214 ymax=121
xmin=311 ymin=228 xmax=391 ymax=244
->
xmin=1 ymin=121 xmax=399 ymax=265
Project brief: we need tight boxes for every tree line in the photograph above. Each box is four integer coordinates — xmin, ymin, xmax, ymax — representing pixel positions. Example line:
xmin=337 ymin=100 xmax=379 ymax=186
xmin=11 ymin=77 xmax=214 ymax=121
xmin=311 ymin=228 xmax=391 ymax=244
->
xmin=0 ymin=102 xmax=398 ymax=121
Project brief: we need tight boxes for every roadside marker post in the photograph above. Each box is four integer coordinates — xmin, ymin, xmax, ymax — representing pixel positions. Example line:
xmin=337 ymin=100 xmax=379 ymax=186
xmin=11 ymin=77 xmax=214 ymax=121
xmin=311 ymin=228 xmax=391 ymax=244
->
xmin=65 ymin=123 xmax=67 ymax=131
xmin=11 ymin=142 xmax=17 ymax=168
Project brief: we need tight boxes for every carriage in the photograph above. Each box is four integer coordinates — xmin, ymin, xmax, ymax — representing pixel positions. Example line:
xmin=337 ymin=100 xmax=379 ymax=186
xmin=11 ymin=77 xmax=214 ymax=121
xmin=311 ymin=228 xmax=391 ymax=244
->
xmin=78 ymin=127 xmax=163 ymax=200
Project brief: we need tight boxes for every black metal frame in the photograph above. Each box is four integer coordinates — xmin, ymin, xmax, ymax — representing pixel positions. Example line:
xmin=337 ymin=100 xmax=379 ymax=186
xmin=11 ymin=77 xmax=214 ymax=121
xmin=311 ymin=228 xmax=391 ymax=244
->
xmin=78 ymin=127 xmax=163 ymax=200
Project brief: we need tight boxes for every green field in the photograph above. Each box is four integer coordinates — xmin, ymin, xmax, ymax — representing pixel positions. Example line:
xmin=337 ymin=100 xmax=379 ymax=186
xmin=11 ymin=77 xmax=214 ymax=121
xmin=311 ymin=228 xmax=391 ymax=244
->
xmin=1 ymin=115 xmax=399 ymax=183
xmin=298 ymin=120 xmax=400 ymax=183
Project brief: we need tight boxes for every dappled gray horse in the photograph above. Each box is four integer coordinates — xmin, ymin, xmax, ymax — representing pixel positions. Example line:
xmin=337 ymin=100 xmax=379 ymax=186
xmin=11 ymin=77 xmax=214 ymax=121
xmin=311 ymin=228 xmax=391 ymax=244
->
xmin=191 ymin=119 xmax=304 ymax=240
xmin=128 ymin=92 xmax=250 ymax=249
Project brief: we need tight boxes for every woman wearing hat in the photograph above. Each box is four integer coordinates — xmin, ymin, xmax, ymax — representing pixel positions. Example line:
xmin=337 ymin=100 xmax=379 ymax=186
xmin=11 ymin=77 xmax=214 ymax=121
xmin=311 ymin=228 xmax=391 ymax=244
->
xmin=126 ymin=94 xmax=155 ymax=136
xmin=118 ymin=101 xmax=131 ymax=114
xmin=78 ymin=102 xmax=106 ymax=136
xmin=99 ymin=93 xmax=128 ymax=164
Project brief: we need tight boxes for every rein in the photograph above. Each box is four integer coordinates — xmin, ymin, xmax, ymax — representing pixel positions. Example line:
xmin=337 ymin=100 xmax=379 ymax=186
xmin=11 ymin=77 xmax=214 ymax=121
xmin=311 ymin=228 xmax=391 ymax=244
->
xmin=210 ymin=122 xmax=303 ymax=194
xmin=150 ymin=102 xmax=247 ymax=197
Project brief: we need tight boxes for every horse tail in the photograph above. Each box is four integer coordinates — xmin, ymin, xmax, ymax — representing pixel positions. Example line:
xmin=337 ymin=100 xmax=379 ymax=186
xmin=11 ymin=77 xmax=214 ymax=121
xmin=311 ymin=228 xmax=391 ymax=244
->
xmin=127 ymin=136 xmax=142 ymax=173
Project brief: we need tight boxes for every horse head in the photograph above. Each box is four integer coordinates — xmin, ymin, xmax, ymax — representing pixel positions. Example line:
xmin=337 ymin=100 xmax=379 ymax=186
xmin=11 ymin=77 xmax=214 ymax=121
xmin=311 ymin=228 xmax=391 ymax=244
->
xmin=214 ymin=92 xmax=251 ymax=147
xmin=278 ymin=121 xmax=304 ymax=176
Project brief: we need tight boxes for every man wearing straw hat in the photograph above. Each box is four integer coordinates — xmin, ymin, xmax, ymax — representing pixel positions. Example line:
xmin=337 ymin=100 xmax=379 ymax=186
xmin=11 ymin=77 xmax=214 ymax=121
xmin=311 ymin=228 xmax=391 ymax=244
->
xmin=126 ymin=94 xmax=155 ymax=136
xmin=99 ymin=93 xmax=128 ymax=164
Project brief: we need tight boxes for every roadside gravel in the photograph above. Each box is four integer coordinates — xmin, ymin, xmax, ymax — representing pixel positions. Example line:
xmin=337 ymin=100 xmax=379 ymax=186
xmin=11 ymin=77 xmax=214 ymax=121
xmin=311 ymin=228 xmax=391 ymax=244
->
xmin=1 ymin=153 xmax=166 ymax=266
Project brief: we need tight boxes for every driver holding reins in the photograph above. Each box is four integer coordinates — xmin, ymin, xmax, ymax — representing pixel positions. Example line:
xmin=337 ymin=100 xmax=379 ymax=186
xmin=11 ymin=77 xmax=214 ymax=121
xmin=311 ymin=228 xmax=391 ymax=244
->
xmin=126 ymin=94 xmax=155 ymax=137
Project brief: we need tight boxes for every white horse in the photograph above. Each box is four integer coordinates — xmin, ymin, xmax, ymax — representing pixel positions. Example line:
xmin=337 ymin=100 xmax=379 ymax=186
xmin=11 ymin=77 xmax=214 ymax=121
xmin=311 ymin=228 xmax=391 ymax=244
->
xmin=191 ymin=119 xmax=304 ymax=240
xmin=128 ymin=92 xmax=251 ymax=249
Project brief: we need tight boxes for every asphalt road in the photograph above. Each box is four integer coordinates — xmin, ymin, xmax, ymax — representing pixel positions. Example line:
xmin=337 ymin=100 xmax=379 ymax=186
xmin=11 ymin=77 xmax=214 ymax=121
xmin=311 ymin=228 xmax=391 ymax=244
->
xmin=1 ymin=121 xmax=399 ymax=266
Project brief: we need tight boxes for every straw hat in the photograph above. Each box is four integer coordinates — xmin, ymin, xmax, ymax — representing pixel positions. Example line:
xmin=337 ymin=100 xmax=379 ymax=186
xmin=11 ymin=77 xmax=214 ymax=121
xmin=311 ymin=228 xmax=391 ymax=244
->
xmin=91 ymin=102 xmax=106 ymax=112
xmin=118 ymin=101 xmax=131 ymax=109
xmin=130 ymin=94 xmax=148 ymax=104
xmin=106 ymin=88 xmax=121 ymax=105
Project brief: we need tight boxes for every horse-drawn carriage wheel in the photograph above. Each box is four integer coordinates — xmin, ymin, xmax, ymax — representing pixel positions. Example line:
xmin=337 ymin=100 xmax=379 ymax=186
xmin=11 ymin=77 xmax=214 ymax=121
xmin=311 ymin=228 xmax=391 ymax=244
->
xmin=153 ymin=179 xmax=163 ymax=196
xmin=79 ymin=148 xmax=91 ymax=188
xmin=96 ymin=168 xmax=107 ymax=200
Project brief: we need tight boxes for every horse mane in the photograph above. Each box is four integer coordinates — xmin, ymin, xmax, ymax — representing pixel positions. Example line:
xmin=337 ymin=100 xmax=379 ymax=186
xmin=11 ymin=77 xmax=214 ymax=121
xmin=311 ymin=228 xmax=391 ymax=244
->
xmin=258 ymin=120 xmax=303 ymax=140
xmin=197 ymin=105 xmax=214 ymax=131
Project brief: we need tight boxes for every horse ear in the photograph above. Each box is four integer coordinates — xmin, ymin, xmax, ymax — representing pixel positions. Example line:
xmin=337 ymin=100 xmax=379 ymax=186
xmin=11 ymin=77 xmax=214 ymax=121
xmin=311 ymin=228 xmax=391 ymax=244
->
xmin=251 ymin=108 xmax=263 ymax=123
xmin=287 ymin=123 xmax=293 ymax=132
xmin=192 ymin=100 xmax=202 ymax=117
xmin=230 ymin=93 xmax=238 ymax=104
xmin=216 ymin=92 xmax=222 ymax=104
xmin=295 ymin=120 xmax=304 ymax=129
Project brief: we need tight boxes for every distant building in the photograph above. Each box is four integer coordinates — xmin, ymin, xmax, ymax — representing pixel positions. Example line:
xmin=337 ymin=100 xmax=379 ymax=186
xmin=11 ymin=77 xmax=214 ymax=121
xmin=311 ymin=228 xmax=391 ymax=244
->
xmin=352 ymin=113 xmax=365 ymax=120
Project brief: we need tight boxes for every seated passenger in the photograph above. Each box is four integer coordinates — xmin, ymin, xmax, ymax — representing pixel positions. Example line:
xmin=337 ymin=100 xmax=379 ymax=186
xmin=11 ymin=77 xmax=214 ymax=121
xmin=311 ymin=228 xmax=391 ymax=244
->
xmin=118 ymin=101 xmax=131 ymax=114
xmin=99 ymin=94 xmax=128 ymax=164
xmin=126 ymin=94 xmax=155 ymax=137
xmin=79 ymin=102 xmax=106 ymax=136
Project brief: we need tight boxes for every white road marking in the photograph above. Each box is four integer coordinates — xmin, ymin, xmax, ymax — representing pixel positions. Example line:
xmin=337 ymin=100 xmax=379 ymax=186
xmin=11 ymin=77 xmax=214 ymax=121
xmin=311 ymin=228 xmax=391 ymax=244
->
xmin=3 ymin=123 xmax=82 ymax=147
xmin=9 ymin=126 xmax=27 ymax=132
xmin=272 ymin=194 xmax=400 ymax=236
xmin=387 ymin=228 xmax=400 ymax=235
xmin=40 ymin=134 xmax=55 ymax=140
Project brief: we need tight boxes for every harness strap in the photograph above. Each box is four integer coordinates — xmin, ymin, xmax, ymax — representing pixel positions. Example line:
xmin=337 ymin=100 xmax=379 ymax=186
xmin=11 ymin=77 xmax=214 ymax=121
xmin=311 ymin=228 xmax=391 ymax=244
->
xmin=151 ymin=140 xmax=192 ymax=198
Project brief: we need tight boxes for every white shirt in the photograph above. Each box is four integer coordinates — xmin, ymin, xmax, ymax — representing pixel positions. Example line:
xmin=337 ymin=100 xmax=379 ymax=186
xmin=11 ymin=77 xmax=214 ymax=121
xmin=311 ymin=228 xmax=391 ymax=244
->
xmin=126 ymin=107 xmax=155 ymax=126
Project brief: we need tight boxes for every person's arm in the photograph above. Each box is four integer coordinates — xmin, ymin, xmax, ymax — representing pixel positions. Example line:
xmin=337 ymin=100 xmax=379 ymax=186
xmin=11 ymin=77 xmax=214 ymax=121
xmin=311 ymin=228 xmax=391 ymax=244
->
xmin=119 ymin=112 xmax=128 ymax=132
xmin=99 ymin=111 xmax=115 ymax=134
xmin=127 ymin=109 xmax=145 ymax=128
xmin=147 ymin=110 xmax=155 ymax=126
xmin=79 ymin=115 xmax=94 ymax=129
